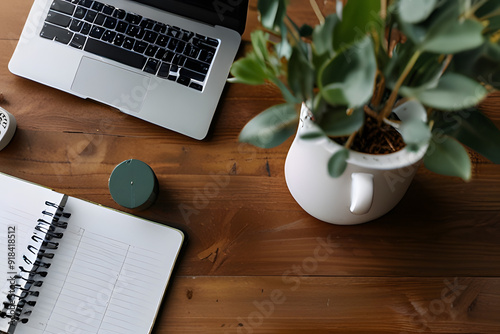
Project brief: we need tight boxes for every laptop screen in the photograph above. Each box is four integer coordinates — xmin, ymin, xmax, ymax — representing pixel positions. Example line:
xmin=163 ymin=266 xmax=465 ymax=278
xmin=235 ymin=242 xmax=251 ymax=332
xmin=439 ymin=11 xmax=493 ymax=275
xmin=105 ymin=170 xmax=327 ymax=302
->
xmin=132 ymin=0 xmax=248 ymax=35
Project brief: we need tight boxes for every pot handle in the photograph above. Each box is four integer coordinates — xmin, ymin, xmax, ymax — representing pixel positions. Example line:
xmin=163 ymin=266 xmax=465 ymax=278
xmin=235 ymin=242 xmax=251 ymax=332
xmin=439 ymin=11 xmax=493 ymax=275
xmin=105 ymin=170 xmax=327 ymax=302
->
xmin=350 ymin=173 xmax=374 ymax=215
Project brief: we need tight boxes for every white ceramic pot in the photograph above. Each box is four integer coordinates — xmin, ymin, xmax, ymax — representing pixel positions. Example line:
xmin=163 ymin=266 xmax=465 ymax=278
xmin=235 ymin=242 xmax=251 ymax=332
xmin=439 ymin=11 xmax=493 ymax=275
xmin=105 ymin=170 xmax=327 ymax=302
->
xmin=284 ymin=102 xmax=428 ymax=225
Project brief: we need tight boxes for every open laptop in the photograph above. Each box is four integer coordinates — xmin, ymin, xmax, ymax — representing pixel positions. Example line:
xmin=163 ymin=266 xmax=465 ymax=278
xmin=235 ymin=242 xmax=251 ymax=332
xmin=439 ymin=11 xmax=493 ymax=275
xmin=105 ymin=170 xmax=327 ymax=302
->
xmin=9 ymin=0 xmax=248 ymax=139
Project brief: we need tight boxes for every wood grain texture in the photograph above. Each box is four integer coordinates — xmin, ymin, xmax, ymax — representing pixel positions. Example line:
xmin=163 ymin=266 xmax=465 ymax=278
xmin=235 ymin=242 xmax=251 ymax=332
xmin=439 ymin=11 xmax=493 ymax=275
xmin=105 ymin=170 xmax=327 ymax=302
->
xmin=156 ymin=276 xmax=500 ymax=333
xmin=1 ymin=0 xmax=500 ymax=333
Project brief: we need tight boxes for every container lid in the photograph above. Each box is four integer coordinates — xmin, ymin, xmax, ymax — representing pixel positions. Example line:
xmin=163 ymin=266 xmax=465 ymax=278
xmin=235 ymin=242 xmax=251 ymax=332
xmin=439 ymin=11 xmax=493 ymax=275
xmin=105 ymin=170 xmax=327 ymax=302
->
xmin=108 ymin=159 xmax=158 ymax=209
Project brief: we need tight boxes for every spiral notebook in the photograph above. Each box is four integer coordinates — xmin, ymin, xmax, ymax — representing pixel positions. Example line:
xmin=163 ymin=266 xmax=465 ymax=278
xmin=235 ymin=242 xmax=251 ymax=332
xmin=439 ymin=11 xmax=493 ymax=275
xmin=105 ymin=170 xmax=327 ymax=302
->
xmin=0 ymin=173 xmax=184 ymax=334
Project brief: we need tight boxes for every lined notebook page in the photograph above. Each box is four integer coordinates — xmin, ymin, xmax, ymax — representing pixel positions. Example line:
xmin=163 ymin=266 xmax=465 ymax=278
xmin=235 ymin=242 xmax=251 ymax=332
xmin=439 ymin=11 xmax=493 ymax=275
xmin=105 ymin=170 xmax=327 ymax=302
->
xmin=21 ymin=229 xmax=168 ymax=334
xmin=14 ymin=196 xmax=183 ymax=334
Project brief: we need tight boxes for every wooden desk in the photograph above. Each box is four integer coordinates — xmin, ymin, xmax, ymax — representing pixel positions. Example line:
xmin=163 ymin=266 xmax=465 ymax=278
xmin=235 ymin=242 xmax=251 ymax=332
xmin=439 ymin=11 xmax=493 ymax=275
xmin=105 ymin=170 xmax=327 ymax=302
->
xmin=1 ymin=1 xmax=500 ymax=333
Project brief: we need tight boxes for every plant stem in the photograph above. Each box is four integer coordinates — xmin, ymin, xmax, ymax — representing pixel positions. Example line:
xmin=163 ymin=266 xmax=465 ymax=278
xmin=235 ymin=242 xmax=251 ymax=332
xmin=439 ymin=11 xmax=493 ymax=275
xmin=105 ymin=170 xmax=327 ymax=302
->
xmin=480 ymin=8 xmax=500 ymax=20
xmin=345 ymin=130 xmax=357 ymax=149
xmin=378 ymin=49 xmax=422 ymax=122
xmin=380 ymin=0 xmax=387 ymax=21
xmin=464 ymin=0 xmax=489 ymax=19
xmin=309 ymin=0 xmax=324 ymax=24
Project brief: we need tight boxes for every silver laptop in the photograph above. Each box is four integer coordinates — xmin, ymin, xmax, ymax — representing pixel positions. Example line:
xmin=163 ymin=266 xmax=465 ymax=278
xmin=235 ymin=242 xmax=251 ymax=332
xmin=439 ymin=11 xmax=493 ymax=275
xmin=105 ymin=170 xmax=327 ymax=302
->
xmin=9 ymin=0 xmax=248 ymax=139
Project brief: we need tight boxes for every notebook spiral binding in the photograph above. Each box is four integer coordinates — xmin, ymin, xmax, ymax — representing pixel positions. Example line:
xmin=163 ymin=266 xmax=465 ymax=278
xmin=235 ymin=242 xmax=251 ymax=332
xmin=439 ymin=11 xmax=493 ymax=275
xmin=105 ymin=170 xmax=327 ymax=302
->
xmin=0 ymin=200 xmax=71 ymax=328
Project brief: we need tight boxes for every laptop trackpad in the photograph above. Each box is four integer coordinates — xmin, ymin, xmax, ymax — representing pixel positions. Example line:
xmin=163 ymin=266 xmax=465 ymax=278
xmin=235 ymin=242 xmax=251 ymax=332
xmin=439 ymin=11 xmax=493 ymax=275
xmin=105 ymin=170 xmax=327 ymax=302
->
xmin=71 ymin=57 xmax=150 ymax=113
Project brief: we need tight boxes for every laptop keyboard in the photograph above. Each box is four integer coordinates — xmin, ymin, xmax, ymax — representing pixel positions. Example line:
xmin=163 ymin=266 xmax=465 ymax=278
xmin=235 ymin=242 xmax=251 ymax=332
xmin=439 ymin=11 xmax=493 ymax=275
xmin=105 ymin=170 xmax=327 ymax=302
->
xmin=40 ymin=0 xmax=220 ymax=92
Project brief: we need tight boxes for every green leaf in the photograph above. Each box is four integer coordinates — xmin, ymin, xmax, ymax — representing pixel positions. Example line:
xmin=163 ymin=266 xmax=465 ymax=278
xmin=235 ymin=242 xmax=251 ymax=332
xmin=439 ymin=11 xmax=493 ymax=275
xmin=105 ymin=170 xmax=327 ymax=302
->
xmin=228 ymin=55 xmax=268 ymax=85
xmin=421 ymin=19 xmax=485 ymax=54
xmin=399 ymin=118 xmax=432 ymax=152
xmin=398 ymin=0 xmax=485 ymax=54
xmin=312 ymin=14 xmax=339 ymax=57
xmin=288 ymin=45 xmax=315 ymax=102
xmin=300 ymin=130 xmax=325 ymax=140
xmin=250 ymin=30 xmax=270 ymax=66
xmin=318 ymin=107 xmax=364 ymax=137
xmin=432 ymin=108 xmax=500 ymax=163
xmin=398 ymin=0 xmax=437 ymax=24
xmin=333 ymin=0 xmax=381 ymax=51
xmin=424 ymin=134 xmax=472 ymax=181
xmin=399 ymin=72 xmax=488 ymax=111
xmin=319 ymin=36 xmax=377 ymax=108
xmin=239 ymin=103 xmax=298 ymax=148
xmin=257 ymin=0 xmax=288 ymax=32
xmin=327 ymin=148 xmax=349 ymax=178
xmin=452 ymin=41 xmax=500 ymax=89
xmin=398 ymin=0 xmax=459 ymax=45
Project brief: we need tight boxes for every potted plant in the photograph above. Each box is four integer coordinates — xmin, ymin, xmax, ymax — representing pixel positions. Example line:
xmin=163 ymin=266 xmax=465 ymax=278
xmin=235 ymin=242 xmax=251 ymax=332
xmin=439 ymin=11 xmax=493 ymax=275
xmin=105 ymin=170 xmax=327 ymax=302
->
xmin=229 ymin=0 xmax=500 ymax=225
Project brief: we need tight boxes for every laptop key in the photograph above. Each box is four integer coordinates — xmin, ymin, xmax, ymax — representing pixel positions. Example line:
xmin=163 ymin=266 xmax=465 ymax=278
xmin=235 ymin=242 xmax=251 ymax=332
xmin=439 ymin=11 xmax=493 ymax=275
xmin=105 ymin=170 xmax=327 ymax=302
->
xmin=145 ymin=45 xmax=158 ymax=57
xmin=91 ymin=1 xmax=104 ymax=11
xmin=40 ymin=23 xmax=74 ymax=44
xmin=177 ymin=76 xmax=190 ymax=87
xmin=84 ymin=9 xmax=97 ymax=22
xmin=172 ymin=54 xmax=186 ymax=66
xmin=155 ymin=48 xmax=166 ymax=60
xmin=102 ymin=4 xmax=114 ymax=15
xmin=74 ymin=6 xmax=86 ymax=19
xmin=133 ymin=40 xmax=148 ymax=54
xmin=116 ymin=21 xmax=128 ymax=33
xmin=123 ymin=37 xmax=135 ymax=50
xmin=162 ymin=50 xmax=174 ymax=63
xmin=84 ymin=38 xmax=147 ymax=70
xmin=113 ymin=33 xmax=125 ymax=46
xmin=189 ymin=82 xmax=203 ymax=91
xmin=78 ymin=0 xmax=93 ymax=8
xmin=140 ymin=19 xmax=155 ymax=30
xmin=69 ymin=34 xmax=87 ymax=49
xmin=113 ymin=9 xmax=126 ymax=19
xmin=46 ymin=11 xmax=72 ymax=27
xmin=144 ymin=59 xmax=160 ymax=74
xmin=51 ymin=0 xmax=76 ymax=15
xmin=126 ymin=25 xmax=144 ymax=39
xmin=101 ymin=30 xmax=116 ymax=42
xmin=205 ymin=37 xmax=219 ymax=47
xmin=198 ymin=49 xmax=214 ymax=63
xmin=103 ymin=16 xmax=117 ymax=29
xmin=179 ymin=68 xmax=206 ymax=82
xmin=81 ymin=22 xmax=92 ymax=35
xmin=125 ymin=13 xmax=142 ymax=25
xmin=157 ymin=62 xmax=170 ymax=78
xmin=153 ymin=23 xmax=166 ymax=34
xmin=69 ymin=19 xmax=84 ymax=32
xmin=94 ymin=13 xmax=106 ymax=26
xmin=144 ymin=30 xmax=158 ymax=44
xmin=184 ymin=58 xmax=209 ymax=74
xmin=156 ymin=35 xmax=169 ymax=47
xmin=89 ymin=26 xmax=105 ymax=39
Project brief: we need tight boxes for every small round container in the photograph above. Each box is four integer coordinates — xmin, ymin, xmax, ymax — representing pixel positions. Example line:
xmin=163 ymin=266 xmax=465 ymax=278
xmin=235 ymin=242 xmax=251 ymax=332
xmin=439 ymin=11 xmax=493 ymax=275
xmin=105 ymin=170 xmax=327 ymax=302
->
xmin=108 ymin=159 xmax=159 ymax=210
xmin=0 ymin=107 xmax=17 ymax=151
